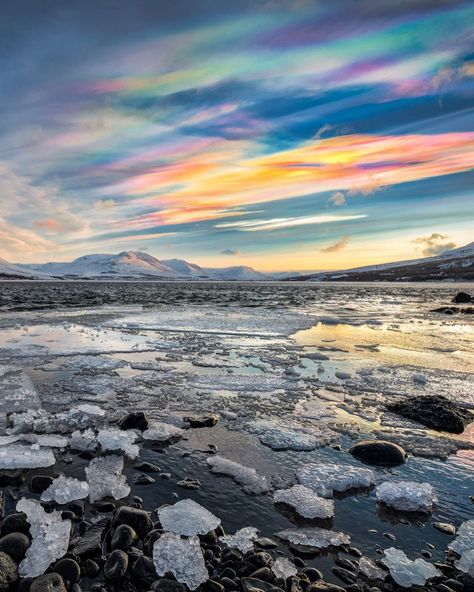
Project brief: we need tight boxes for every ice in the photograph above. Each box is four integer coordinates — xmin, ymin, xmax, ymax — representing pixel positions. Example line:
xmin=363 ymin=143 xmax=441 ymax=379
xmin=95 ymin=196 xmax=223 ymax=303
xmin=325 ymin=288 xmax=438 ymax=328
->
xmin=219 ymin=527 xmax=259 ymax=553
xmin=274 ymin=485 xmax=334 ymax=519
xmin=376 ymin=481 xmax=436 ymax=513
xmin=143 ymin=421 xmax=184 ymax=441
xmin=455 ymin=549 xmax=474 ymax=577
xmin=448 ymin=519 xmax=474 ymax=555
xmin=272 ymin=557 xmax=298 ymax=579
xmin=207 ymin=455 xmax=268 ymax=494
xmin=158 ymin=499 xmax=221 ymax=536
xmin=97 ymin=428 xmax=139 ymax=459
xmin=153 ymin=532 xmax=208 ymax=590
xmin=297 ymin=463 xmax=375 ymax=497
xmin=69 ymin=428 xmax=97 ymax=451
xmin=85 ymin=454 xmax=130 ymax=502
xmin=0 ymin=444 xmax=55 ymax=468
xmin=17 ymin=498 xmax=71 ymax=578
xmin=246 ymin=419 xmax=337 ymax=451
xmin=359 ymin=556 xmax=387 ymax=581
xmin=275 ymin=527 xmax=350 ymax=549
xmin=9 ymin=405 xmax=105 ymax=435
xmin=382 ymin=547 xmax=441 ymax=588
xmin=41 ymin=474 xmax=89 ymax=504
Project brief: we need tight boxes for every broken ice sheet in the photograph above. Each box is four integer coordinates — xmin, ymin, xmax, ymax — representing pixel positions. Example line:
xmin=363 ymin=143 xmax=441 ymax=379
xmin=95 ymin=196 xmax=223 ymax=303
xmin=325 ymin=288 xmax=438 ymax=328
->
xmin=97 ymin=428 xmax=139 ymax=458
xmin=246 ymin=419 xmax=337 ymax=451
xmin=143 ymin=421 xmax=184 ymax=441
xmin=358 ymin=556 xmax=387 ymax=581
xmin=153 ymin=532 xmax=208 ymax=590
xmin=207 ymin=455 xmax=268 ymax=494
xmin=275 ymin=527 xmax=350 ymax=549
xmin=376 ymin=481 xmax=436 ymax=513
xmin=448 ymin=519 xmax=474 ymax=556
xmin=382 ymin=547 xmax=440 ymax=588
xmin=0 ymin=444 xmax=55 ymax=469
xmin=219 ymin=527 xmax=259 ymax=553
xmin=158 ymin=499 xmax=221 ymax=536
xmin=85 ymin=454 xmax=130 ymax=502
xmin=296 ymin=462 xmax=375 ymax=497
xmin=274 ymin=485 xmax=334 ymax=519
xmin=41 ymin=474 xmax=89 ymax=504
xmin=272 ymin=557 xmax=297 ymax=580
xmin=455 ymin=549 xmax=474 ymax=577
xmin=69 ymin=428 xmax=97 ymax=451
xmin=17 ymin=498 xmax=71 ymax=577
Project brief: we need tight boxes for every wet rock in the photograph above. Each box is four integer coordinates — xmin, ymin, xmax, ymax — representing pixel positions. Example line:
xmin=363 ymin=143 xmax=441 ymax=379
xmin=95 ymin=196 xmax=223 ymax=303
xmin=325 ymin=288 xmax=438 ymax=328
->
xmin=118 ymin=411 xmax=148 ymax=431
xmin=177 ymin=478 xmax=201 ymax=490
xmin=30 ymin=573 xmax=67 ymax=592
xmin=104 ymin=549 xmax=128 ymax=581
xmin=0 ymin=552 xmax=18 ymax=591
xmin=0 ymin=512 xmax=29 ymax=535
xmin=349 ymin=440 xmax=407 ymax=466
xmin=386 ymin=395 xmax=473 ymax=433
xmin=0 ymin=532 xmax=30 ymax=562
xmin=135 ymin=462 xmax=161 ymax=472
xmin=85 ymin=559 xmax=100 ymax=578
xmin=202 ymin=580 xmax=226 ymax=592
xmin=452 ymin=292 xmax=472 ymax=303
xmin=111 ymin=524 xmax=138 ymax=550
xmin=433 ymin=522 xmax=457 ymax=535
xmin=241 ymin=577 xmax=285 ymax=592
xmin=307 ymin=583 xmax=345 ymax=592
xmin=257 ymin=538 xmax=278 ymax=549
xmin=0 ymin=471 xmax=24 ymax=487
xmin=71 ymin=523 xmax=105 ymax=558
xmin=220 ymin=577 xmax=238 ymax=590
xmin=183 ymin=414 xmax=219 ymax=428
xmin=30 ymin=475 xmax=54 ymax=494
xmin=250 ymin=568 xmax=274 ymax=582
xmin=144 ymin=529 xmax=162 ymax=556
xmin=151 ymin=579 xmax=187 ymax=592
xmin=131 ymin=555 xmax=157 ymax=587
xmin=133 ymin=473 xmax=155 ymax=485
xmin=332 ymin=567 xmax=356 ymax=584
xmin=51 ymin=559 xmax=81 ymax=584
xmin=247 ymin=552 xmax=273 ymax=569
xmin=301 ymin=568 xmax=322 ymax=582
xmin=111 ymin=506 xmax=153 ymax=538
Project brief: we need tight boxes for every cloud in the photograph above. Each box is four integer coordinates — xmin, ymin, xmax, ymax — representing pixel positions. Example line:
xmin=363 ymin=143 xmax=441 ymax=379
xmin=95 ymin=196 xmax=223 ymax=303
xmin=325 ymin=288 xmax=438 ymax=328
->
xmin=221 ymin=249 xmax=241 ymax=255
xmin=321 ymin=236 xmax=350 ymax=253
xmin=314 ymin=124 xmax=334 ymax=140
xmin=412 ymin=233 xmax=457 ymax=256
xmin=328 ymin=191 xmax=346 ymax=206
xmin=215 ymin=214 xmax=366 ymax=232
xmin=0 ymin=217 xmax=54 ymax=260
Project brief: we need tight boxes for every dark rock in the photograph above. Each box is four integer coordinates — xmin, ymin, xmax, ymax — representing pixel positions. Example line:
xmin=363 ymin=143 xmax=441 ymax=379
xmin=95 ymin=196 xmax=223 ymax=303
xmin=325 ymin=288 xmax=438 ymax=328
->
xmin=118 ymin=411 xmax=148 ymax=431
xmin=0 ymin=552 xmax=18 ymax=591
xmin=67 ymin=501 xmax=85 ymax=517
xmin=93 ymin=501 xmax=115 ymax=513
xmin=51 ymin=558 xmax=81 ymax=584
xmin=111 ymin=524 xmax=138 ymax=551
xmin=71 ymin=585 xmax=82 ymax=592
xmin=452 ymin=292 xmax=472 ymax=303
xmin=250 ymin=568 xmax=274 ymax=582
xmin=144 ymin=529 xmax=162 ymax=556
xmin=177 ymin=478 xmax=201 ymax=490
xmin=0 ymin=471 xmax=24 ymax=487
xmin=131 ymin=555 xmax=157 ymax=587
xmin=335 ymin=557 xmax=357 ymax=571
xmin=151 ymin=580 xmax=187 ymax=592
xmin=247 ymin=552 xmax=273 ymax=568
xmin=0 ymin=532 xmax=30 ymax=562
xmin=221 ymin=568 xmax=237 ymax=580
xmin=349 ymin=440 xmax=407 ymax=466
xmin=443 ymin=579 xmax=464 ymax=591
xmin=104 ymin=549 xmax=128 ymax=582
xmin=241 ymin=577 xmax=285 ymax=592
xmin=307 ymin=583 xmax=345 ymax=592
xmin=160 ymin=472 xmax=172 ymax=479
xmin=111 ymin=506 xmax=153 ymax=538
xmin=433 ymin=522 xmax=457 ymax=535
xmin=71 ymin=523 xmax=105 ymax=558
xmin=183 ymin=414 xmax=219 ymax=428
xmin=386 ymin=395 xmax=473 ymax=433
xmin=61 ymin=511 xmax=76 ymax=521
xmin=221 ymin=577 xmax=238 ymax=590
xmin=202 ymin=580 xmax=225 ymax=592
xmin=30 ymin=475 xmax=54 ymax=494
xmin=85 ymin=559 xmax=100 ymax=577
xmin=135 ymin=462 xmax=161 ymax=473
xmin=301 ymin=569 xmax=322 ymax=583
xmin=347 ymin=547 xmax=363 ymax=558
xmin=257 ymin=538 xmax=277 ymax=549
xmin=332 ymin=567 xmax=356 ymax=584
xmin=0 ymin=512 xmax=29 ymax=536
xmin=30 ymin=573 xmax=67 ymax=592
xmin=133 ymin=473 xmax=155 ymax=485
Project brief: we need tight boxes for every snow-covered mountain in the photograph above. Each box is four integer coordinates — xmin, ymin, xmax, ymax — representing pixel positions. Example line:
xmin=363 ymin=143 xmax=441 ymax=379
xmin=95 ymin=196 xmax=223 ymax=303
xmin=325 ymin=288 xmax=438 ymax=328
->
xmin=203 ymin=265 xmax=269 ymax=281
xmin=0 ymin=258 xmax=50 ymax=279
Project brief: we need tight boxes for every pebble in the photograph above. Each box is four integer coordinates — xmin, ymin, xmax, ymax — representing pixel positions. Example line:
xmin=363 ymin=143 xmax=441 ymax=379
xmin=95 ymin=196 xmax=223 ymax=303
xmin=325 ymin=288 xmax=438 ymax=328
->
xmin=104 ymin=549 xmax=128 ymax=582
xmin=0 ymin=532 xmax=30 ymax=562
xmin=111 ymin=524 xmax=138 ymax=550
xmin=133 ymin=473 xmax=155 ymax=485
xmin=135 ymin=462 xmax=161 ymax=472
xmin=433 ymin=522 xmax=457 ymax=535
xmin=111 ymin=506 xmax=153 ymax=538
xmin=0 ymin=552 xmax=18 ymax=591
xmin=51 ymin=558 xmax=81 ymax=584
xmin=30 ymin=573 xmax=67 ymax=592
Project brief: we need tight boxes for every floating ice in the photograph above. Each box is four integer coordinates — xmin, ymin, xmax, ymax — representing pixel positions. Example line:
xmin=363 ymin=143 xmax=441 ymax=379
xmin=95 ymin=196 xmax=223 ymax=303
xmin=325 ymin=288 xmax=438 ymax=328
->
xmin=246 ymin=420 xmax=336 ymax=451
xmin=207 ymin=455 xmax=268 ymax=494
xmin=376 ymin=481 xmax=436 ymax=513
xmin=9 ymin=405 xmax=105 ymax=435
xmin=272 ymin=557 xmax=297 ymax=580
xmin=17 ymin=498 xmax=71 ymax=578
xmin=449 ymin=519 xmax=474 ymax=555
xmin=219 ymin=527 xmax=259 ymax=553
xmin=158 ymin=499 xmax=221 ymax=536
xmin=276 ymin=527 xmax=350 ymax=549
xmin=274 ymin=485 xmax=334 ymax=519
xmin=382 ymin=548 xmax=441 ymax=588
xmin=153 ymin=532 xmax=208 ymax=590
xmin=0 ymin=444 xmax=55 ymax=469
xmin=97 ymin=428 xmax=139 ymax=459
xmin=359 ymin=556 xmax=387 ymax=581
xmin=143 ymin=421 xmax=183 ymax=441
xmin=297 ymin=463 xmax=375 ymax=497
xmin=0 ymin=433 xmax=67 ymax=448
xmin=85 ymin=454 xmax=130 ymax=502
xmin=455 ymin=549 xmax=474 ymax=577
xmin=69 ymin=428 xmax=97 ymax=451
xmin=41 ymin=474 xmax=89 ymax=504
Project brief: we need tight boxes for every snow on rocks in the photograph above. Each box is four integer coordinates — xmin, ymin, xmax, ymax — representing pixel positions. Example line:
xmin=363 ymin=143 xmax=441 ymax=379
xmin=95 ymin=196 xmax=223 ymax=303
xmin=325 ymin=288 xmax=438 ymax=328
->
xmin=246 ymin=419 xmax=337 ymax=451
xmin=143 ymin=421 xmax=184 ymax=442
xmin=219 ymin=527 xmax=259 ymax=553
xmin=274 ymin=485 xmax=334 ymax=519
xmin=158 ymin=499 xmax=221 ymax=536
xmin=16 ymin=498 xmax=71 ymax=577
xmin=85 ymin=454 xmax=130 ymax=502
xmin=297 ymin=462 xmax=375 ymax=497
xmin=376 ymin=481 xmax=436 ymax=513
xmin=0 ymin=444 xmax=55 ymax=469
xmin=153 ymin=532 xmax=208 ymax=590
xmin=455 ymin=549 xmax=474 ymax=577
xmin=97 ymin=428 xmax=139 ymax=459
xmin=207 ymin=455 xmax=268 ymax=494
xmin=448 ymin=519 xmax=474 ymax=555
xmin=381 ymin=547 xmax=441 ymax=588
xmin=275 ymin=527 xmax=350 ymax=549
xmin=272 ymin=557 xmax=298 ymax=579
xmin=41 ymin=474 xmax=89 ymax=504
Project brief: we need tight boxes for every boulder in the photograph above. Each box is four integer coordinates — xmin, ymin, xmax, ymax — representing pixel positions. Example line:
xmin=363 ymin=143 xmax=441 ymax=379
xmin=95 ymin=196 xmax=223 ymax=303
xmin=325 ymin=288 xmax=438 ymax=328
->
xmin=118 ymin=411 xmax=148 ymax=431
xmin=183 ymin=414 xmax=219 ymax=428
xmin=50 ymin=559 xmax=81 ymax=585
xmin=0 ymin=552 xmax=18 ymax=592
xmin=349 ymin=440 xmax=407 ymax=466
xmin=30 ymin=573 xmax=67 ymax=592
xmin=111 ymin=506 xmax=153 ymax=538
xmin=452 ymin=292 xmax=472 ymax=303
xmin=104 ymin=549 xmax=128 ymax=582
xmin=0 ymin=532 xmax=30 ymax=562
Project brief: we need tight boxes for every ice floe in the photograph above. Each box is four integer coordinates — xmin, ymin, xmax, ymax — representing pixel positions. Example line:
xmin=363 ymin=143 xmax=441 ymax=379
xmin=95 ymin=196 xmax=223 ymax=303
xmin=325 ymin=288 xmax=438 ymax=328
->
xmin=274 ymin=485 xmax=334 ymax=519
xmin=297 ymin=462 xmax=375 ymax=497
xmin=85 ymin=454 xmax=130 ymax=502
xmin=143 ymin=421 xmax=184 ymax=441
xmin=448 ymin=519 xmax=474 ymax=556
xmin=358 ymin=556 xmax=387 ymax=581
xmin=41 ymin=474 xmax=90 ymax=504
xmin=0 ymin=444 xmax=55 ymax=469
xmin=69 ymin=428 xmax=97 ymax=451
xmin=219 ymin=527 xmax=259 ymax=553
xmin=272 ymin=557 xmax=298 ymax=579
xmin=207 ymin=455 xmax=268 ymax=494
xmin=246 ymin=419 xmax=337 ymax=451
xmin=376 ymin=481 xmax=436 ymax=513
xmin=455 ymin=549 xmax=474 ymax=577
xmin=158 ymin=499 xmax=221 ymax=536
xmin=382 ymin=547 xmax=441 ymax=588
xmin=97 ymin=428 xmax=139 ymax=458
xmin=275 ymin=527 xmax=350 ymax=549
xmin=153 ymin=532 xmax=208 ymax=590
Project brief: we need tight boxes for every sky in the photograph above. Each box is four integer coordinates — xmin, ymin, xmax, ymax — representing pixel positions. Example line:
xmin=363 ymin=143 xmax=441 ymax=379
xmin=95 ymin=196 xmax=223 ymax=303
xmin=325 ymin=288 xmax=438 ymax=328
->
xmin=0 ymin=0 xmax=473 ymax=271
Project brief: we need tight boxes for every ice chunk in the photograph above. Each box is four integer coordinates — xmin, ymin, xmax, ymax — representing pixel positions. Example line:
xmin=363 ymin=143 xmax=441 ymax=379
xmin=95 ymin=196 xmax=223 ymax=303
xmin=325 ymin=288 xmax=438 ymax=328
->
xmin=272 ymin=557 xmax=297 ymax=580
xmin=9 ymin=405 xmax=106 ymax=435
xmin=275 ymin=527 xmax=350 ymax=549
xmin=69 ymin=428 xmax=97 ymax=451
xmin=359 ymin=556 xmax=387 ymax=581
xmin=376 ymin=481 xmax=436 ymax=513
xmin=0 ymin=434 xmax=67 ymax=448
xmin=17 ymin=498 xmax=71 ymax=577
xmin=85 ymin=454 xmax=130 ymax=502
xmin=274 ymin=485 xmax=334 ymax=519
xmin=158 ymin=499 xmax=221 ymax=536
xmin=97 ymin=428 xmax=139 ymax=459
xmin=297 ymin=463 xmax=375 ymax=497
xmin=382 ymin=547 xmax=441 ymax=588
xmin=41 ymin=474 xmax=89 ymax=504
xmin=207 ymin=455 xmax=268 ymax=494
xmin=246 ymin=420 xmax=336 ymax=451
xmin=143 ymin=421 xmax=183 ymax=441
xmin=455 ymin=549 xmax=474 ymax=577
xmin=153 ymin=532 xmax=208 ymax=590
xmin=219 ymin=527 xmax=259 ymax=553
xmin=0 ymin=444 xmax=55 ymax=469
xmin=449 ymin=519 xmax=474 ymax=555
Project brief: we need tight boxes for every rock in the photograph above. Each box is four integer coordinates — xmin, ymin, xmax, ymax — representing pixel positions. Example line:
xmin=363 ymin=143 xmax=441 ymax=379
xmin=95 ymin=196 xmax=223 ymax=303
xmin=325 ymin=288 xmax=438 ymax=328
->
xmin=386 ymin=395 xmax=473 ymax=434
xmin=118 ymin=411 xmax=148 ymax=431
xmin=177 ymin=478 xmax=201 ymax=490
xmin=85 ymin=559 xmax=100 ymax=577
xmin=51 ymin=559 xmax=81 ymax=584
xmin=349 ymin=440 xmax=407 ymax=466
xmin=332 ymin=567 xmax=356 ymax=584
xmin=144 ymin=529 xmax=162 ymax=556
xmin=257 ymin=538 xmax=277 ymax=549
xmin=202 ymin=580 xmax=225 ymax=592
xmin=241 ymin=577 xmax=285 ymax=592
xmin=71 ymin=523 xmax=105 ymax=558
xmin=131 ymin=555 xmax=158 ymax=587
xmin=0 ymin=552 xmax=18 ymax=591
xmin=301 ymin=568 xmax=322 ymax=582
xmin=133 ymin=473 xmax=155 ymax=485
xmin=30 ymin=573 xmax=67 ymax=592
xmin=307 ymin=583 xmax=345 ymax=592
xmin=452 ymin=292 xmax=472 ymax=303
xmin=111 ymin=506 xmax=153 ymax=538
xmin=135 ymin=462 xmax=161 ymax=472
xmin=247 ymin=552 xmax=273 ymax=569
xmin=29 ymin=475 xmax=54 ymax=494
xmin=250 ymin=568 xmax=274 ymax=581
xmin=433 ymin=522 xmax=457 ymax=535
xmin=0 ymin=532 xmax=30 ymax=562
xmin=0 ymin=471 xmax=24 ymax=487
xmin=151 ymin=579 xmax=187 ymax=592
xmin=111 ymin=524 xmax=138 ymax=550
xmin=183 ymin=414 xmax=219 ymax=428
xmin=104 ymin=549 xmax=128 ymax=581
xmin=0 ymin=512 xmax=29 ymax=535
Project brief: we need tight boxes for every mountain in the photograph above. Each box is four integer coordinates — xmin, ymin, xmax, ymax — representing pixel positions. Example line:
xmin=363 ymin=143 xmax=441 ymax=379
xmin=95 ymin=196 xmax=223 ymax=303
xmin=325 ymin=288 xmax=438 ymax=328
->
xmin=203 ymin=265 xmax=269 ymax=281
xmin=161 ymin=259 xmax=211 ymax=279
xmin=0 ymin=257 xmax=50 ymax=280
xmin=290 ymin=242 xmax=474 ymax=282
